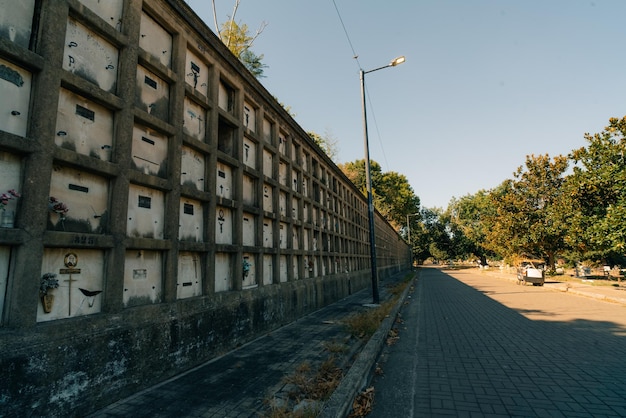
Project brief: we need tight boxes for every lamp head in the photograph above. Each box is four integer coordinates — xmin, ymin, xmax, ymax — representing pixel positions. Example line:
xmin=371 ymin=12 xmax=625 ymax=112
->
xmin=390 ymin=56 xmax=406 ymax=67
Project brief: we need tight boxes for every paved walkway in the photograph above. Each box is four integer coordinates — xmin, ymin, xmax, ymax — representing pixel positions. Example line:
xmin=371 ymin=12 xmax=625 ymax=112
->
xmin=86 ymin=266 xmax=626 ymax=417
xmin=369 ymin=267 xmax=626 ymax=417
xmin=87 ymin=272 xmax=410 ymax=418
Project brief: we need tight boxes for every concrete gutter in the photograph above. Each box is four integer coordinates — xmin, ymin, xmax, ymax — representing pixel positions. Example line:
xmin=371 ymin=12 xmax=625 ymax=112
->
xmin=318 ymin=272 xmax=417 ymax=418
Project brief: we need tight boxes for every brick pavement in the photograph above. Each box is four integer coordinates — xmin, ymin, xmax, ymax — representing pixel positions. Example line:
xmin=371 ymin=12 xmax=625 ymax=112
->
xmin=370 ymin=267 xmax=626 ymax=417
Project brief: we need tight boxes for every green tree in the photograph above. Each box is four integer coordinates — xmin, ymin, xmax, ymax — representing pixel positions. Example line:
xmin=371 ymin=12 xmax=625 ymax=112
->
xmin=421 ymin=207 xmax=451 ymax=262
xmin=485 ymin=154 xmax=569 ymax=267
xmin=447 ymin=191 xmax=495 ymax=265
xmin=565 ymin=117 xmax=626 ymax=263
xmin=338 ymin=159 xmax=420 ymax=231
xmin=212 ymin=0 xmax=267 ymax=78
xmin=377 ymin=170 xmax=421 ymax=230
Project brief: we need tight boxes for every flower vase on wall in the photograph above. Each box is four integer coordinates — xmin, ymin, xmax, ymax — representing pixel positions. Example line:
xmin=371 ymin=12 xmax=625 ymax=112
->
xmin=41 ymin=294 xmax=54 ymax=313
xmin=0 ymin=210 xmax=14 ymax=228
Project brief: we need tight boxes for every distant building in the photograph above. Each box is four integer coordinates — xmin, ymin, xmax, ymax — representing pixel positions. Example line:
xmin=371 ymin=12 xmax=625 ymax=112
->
xmin=0 ymin=0 xmax=410 ymax=415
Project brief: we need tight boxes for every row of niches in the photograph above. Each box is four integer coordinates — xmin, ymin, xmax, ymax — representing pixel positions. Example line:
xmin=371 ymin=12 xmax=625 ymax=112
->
xmin=62 ymin=12 xmax=232 ymax=119
xmin=63 ymin=5 xmax=325 ymax=166
xmin=52 ymin=85 xmax=353 ymax=211
xmin=0 ymin=245 xmax=363 ymax=324
xmin=2 ymin=1 xmax=311 ymax=161
xmin=0 ymin=151 xmax=359 ymax=246
xmin=1 ymin=22 xmax=339 ymax=193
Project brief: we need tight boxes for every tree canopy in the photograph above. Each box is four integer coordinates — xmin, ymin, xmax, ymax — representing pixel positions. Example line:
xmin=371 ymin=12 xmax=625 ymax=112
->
xmin=484 ymin=154 xmax=569 ymax=267
xmin=212 ymin=0 xmax=267 ymax=78
xmin=565 ymin=117 xmax=626 ymax=263
xmin=422 ymin=116 xmax=626 ymax=268
xmin=338 ymin=159 xmax=420 ymax=232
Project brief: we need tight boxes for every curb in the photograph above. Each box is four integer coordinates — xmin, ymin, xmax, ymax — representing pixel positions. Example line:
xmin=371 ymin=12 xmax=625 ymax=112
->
xmin=319 ymin=271 xmax=417 ymax=418
xmin=550 ymin=284 xmax=626 ymax=306
xmin=481 ymin=269 xmax=626 ymax=306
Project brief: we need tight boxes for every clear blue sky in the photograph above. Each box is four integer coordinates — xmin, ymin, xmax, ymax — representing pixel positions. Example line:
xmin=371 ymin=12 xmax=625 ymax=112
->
xmin=186 ymin=0 xmax=626 ymax=209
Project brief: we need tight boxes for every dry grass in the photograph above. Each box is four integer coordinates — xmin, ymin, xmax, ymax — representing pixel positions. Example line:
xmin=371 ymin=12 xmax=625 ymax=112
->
xmin=262 ymin=274 xmax=414 ymax=417
xmin=262 ymin=356 xmax=343 ymax=418
xmin=322 ymin=339 xmax=349 ymax=354
xmin=344 ymin=278 xmax=411 ymax=339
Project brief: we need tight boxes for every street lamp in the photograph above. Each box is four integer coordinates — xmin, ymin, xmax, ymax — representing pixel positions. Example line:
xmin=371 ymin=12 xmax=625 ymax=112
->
xmin=360 ymin=56 xmax=405 ymax=304
xmin=406 ymin=212 xmax=420 ymax=267
xmin=406 ymin=212 xmax=420 ymax=245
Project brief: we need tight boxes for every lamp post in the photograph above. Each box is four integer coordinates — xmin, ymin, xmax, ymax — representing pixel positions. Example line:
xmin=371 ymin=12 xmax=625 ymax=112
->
xmin=360 ymin=56 xmax=405 ymax=304
xmin=406 ymin=212 xmax=420 ymax=266
xmin=406 ymin=212 xmax=420 ymax=245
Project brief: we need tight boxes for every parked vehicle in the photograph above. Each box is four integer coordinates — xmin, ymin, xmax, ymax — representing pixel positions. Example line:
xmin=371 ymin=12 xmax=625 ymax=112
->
xmin=516 ymin=259 xmax=545 ymax=286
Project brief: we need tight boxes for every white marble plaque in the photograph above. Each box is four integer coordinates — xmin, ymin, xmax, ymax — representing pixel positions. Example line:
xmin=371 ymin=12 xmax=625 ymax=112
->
xmin=179 ymin=198 xmax=203 ymax=242
xmin=278 ymin=162 xmax=287 ymax=186
xmin=77 ymin=0 xmax=123 ymax=30
xmin=262 ymin=118 xmax=273 ymax=144
xmin=136 ymin=65 xmax=169 ymax=120
xmin=139 ymin=12 xmax=172 ymax=68
xmin=180 ymin=146 xmax=205 ymax=190
xmin=279 ymin=255 xmax=288 ymax=283
xmin=263 ymin=255 xmax=272 ymax=285
xmin=242 ymin=254 xmax=256 ymax=289
xmin=263 ymin=149 xmax=273 ymax=178
xmin=243 ymin=101 xmax=256 ymax=132
xmin=0 ymin=58 xmax=31 ymax=137
xmin=183 ymin=97 xmax=206 ymax=141
xmin=0 ymin=246 xmax=9 ymax=323
xmin=263 ymin=183 xmax=273 ymax=212
xmin=55 ymin=89 xmax=113 ymax=161
xmin=123 ymin=250 xmax=162 ymax=307
xmin=214 ymin=253 xmax=232 ymax=292
xmin=216 ymin=163 xmax=232 ymax=199
xmin=185 ymin=48 xmax=209 ymax=96
xmin=279 ymin=223 xmax=287 ymax=250
xmin=131 ymin=125 xmax=168 ymax=177
xmin=48 ymin=167 xmax=108 ymax=233
xmin=177 ymin=252 xmax=202 ymax=299
xmin=0 ymin=0 xmax=35 ymax=47
xmin=37 ymin=248 xmax=105 ymax=321
xmin=215 ymin=207 xmax=232 ymax=244
xmin=127 ymin=185 xmax=164 ymax=239
xmin=243 ymin=137 xmax=257 ymax=169
xmin=243 ymin=175 xmax=255 ymax=206
xmin=262 ymin=219 xmax=273 ymax=248
xmin=242 ymin=213 xmax=255 ymax=247
xmin=63 ymin=18 xmax=118 ymax=92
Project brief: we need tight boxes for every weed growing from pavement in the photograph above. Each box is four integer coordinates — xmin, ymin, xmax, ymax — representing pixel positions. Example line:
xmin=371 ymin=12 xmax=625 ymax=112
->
xmin=345 ymin=277 xmax=411 ymax=339
xmin=262 ymin=357 xmax=342 ymax=417
xmin=261 ymin=274 xmax=414 ymax=417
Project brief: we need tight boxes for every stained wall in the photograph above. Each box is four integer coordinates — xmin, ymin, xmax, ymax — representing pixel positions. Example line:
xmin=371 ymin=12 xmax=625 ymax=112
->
xmin=0 ymin=0 xmax=411 ymax=415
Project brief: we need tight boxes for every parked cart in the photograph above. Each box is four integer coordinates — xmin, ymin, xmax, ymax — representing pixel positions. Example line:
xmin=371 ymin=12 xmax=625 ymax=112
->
xmin=516 ymin=259 xmax=545 ymax=286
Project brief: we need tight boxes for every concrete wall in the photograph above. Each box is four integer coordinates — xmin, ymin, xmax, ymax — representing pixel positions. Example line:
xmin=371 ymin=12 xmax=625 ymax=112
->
xmin=0 ymin=0 xmax=411 ymax=416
